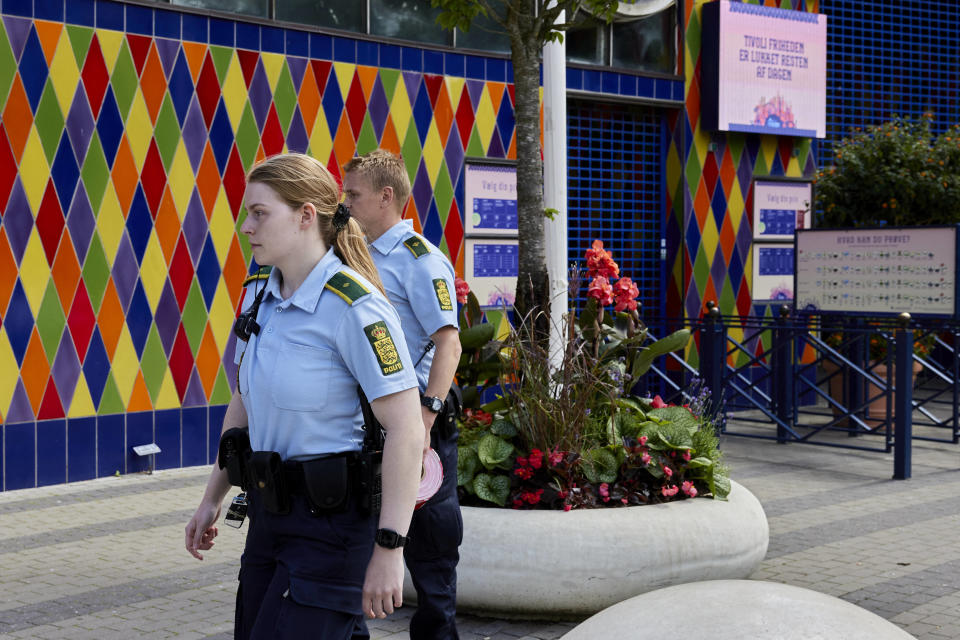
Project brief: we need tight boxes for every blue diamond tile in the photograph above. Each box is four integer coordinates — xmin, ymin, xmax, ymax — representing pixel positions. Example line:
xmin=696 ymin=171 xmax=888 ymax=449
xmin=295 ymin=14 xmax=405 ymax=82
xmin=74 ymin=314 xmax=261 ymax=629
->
xmin=126 ymin=281 xmax=152 ymax=357
xmin=495 ymin=92 xmax=515 ymax=149
xmin=168 ymin=50 xmax=196 ymax=126
xmin=321 ymin=72 xmax=344 ymax=134
xmin=4 ymin=179 xmax=31 ymax=262
xmin=248 ymin=61 xmax=272 ymax=131
xmin=126 ymin=186 xmax=153 ymax=263
xmin=51 ymin=136 xmax=80 ymax=213
xmin=422 ymin=200 xmax=443 ymax=248
xmin=208 ymin=99 xmax=233 ymax=174
xmin=154 ymin=280 xmax=181 ymax=356
xmin=82 ymin=328 xmax=110 ymax=405
xmin=67 ymin=188 xmax=96 ymax=264
xmin=181 ymin=97 xmax=207 ymax=172
xmin=18 ymin=28 xmax=49 ymax=112
xmin=285 ymin=107 xmax=308 ymax=153
xmin=196 ymin=234 xmax=221 ymax=308
xmin=412 ymin=81 xmax=433 ymax=146
xmin=3 ymin=280 xmax=33 ymax=365
xmin=111 ymin=235 xmax=138 ymax=311
xmin=96 ymin=87 xmax=124 ymax=164
xmin=66 ymin=84 xmax=95 ymax=163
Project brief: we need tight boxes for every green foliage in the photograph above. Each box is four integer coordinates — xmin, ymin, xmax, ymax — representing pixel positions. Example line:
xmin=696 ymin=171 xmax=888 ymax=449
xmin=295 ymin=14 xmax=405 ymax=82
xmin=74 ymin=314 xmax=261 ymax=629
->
xmin=815 ymin=115 xmax=960 ymax=227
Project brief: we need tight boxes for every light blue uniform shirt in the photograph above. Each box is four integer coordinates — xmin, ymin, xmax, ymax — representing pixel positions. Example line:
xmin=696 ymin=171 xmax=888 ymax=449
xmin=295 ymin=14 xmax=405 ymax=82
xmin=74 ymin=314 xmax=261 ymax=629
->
xmin=234 ymin=248 xmax=417 ymax=460
xmin=369 ymin=221 xmax=458 ymax=390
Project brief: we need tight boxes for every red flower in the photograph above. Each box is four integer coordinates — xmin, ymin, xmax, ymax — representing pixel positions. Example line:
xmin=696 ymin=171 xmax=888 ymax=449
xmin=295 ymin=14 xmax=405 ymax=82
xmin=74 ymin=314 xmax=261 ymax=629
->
xmin=587 ymin=276 xmax=614 ymax=306
xmin=612 ymin=276 xmax=639 ymax=313
xmin=454 ymin=277 xmax=470 ymax=304
xmin=662 ymin=465 xmax=673 ymax=478
xmin=563 ymin=504 xmax=572 ymax=511
xmin=514 ymin=467 xmax=533 ymax=480
xmin=651 ymin=395 xmax=668 ymax=409
xmin=662 ymin=484 xmax=679 ymax=497
xmin=528 ymin=449 xmax=543 ymax=469
xmin=585 ymin=240 xmax=620 ymax=280
xmin=682 ymin=450 xmax=692 ymax=462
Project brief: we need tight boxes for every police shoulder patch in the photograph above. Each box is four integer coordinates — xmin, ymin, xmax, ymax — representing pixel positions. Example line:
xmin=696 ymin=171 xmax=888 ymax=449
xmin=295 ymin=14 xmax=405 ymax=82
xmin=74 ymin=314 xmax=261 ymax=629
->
xmin=402 ymin=236 xmax=430 ymax=259
xmin=242 ymin=266 xmax=272 ymax=287
xmin=325 ymin=271 xmax=371 ymax=305
xmin=433 ymin=278 xmax=454 ymax=311
xmin=364 ymin=321 xmax=404 ymax=376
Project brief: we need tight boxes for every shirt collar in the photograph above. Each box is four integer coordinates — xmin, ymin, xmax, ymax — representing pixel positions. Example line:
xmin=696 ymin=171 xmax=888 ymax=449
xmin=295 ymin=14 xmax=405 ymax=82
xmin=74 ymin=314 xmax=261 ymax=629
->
xmin=369 ymin=220 xmax=414 ymax=256
xmin=263 ymin=248 xmax=344 ymax=313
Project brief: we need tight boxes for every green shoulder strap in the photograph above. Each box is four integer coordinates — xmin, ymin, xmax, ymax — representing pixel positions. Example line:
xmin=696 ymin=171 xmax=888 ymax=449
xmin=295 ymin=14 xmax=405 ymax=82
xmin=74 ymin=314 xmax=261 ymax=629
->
xmin=242 ymin=266 xmax=272 ymax=287
xmin=402 ymin=236 xmax=430 ymax=259
xmin=324 ymin=271 xmax=371 ymax=305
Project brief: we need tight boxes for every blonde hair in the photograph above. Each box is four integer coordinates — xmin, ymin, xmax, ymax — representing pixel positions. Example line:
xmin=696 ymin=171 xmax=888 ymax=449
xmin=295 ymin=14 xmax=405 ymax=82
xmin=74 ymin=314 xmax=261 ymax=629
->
xmin=246 ymin=153 xmax=385 ymax=295
xmin=343 ymin=149 xmax=412 ymax=211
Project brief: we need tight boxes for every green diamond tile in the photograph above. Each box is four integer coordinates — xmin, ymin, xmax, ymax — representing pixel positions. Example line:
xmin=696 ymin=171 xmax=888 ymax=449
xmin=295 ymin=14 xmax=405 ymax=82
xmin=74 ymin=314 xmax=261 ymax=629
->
xmin=753 ymin=149 xmax=769 ymax=176
xmin=0 ymin=25 xmax=17 ymax=106
xmin=438 ymin=236 xmax=449 ymax=256
xmin=97 ymin=373 xmax=124 ymax=415
xmin=684 ymin=148 xmax=702 ymax=193
xmin=110 ymin=40 xmax=138 ymax=121
xmin=182 ymin=279 xmax=208 ymax=354
xmin=379 ymin=68 xmax=400 ymax=101
xmin=37 ymin=280 xmax=66 ymax=366
xmin=154 ymin=94 xmax=180 ymax=171
xmin=82 ymin=134 xmax=110 ymax=214
xmin=401 ymin=125 xmax=421 ymax=180
xmin=795 ymin=139 xmax=811 ymax=171
xmin=686 ymin=8 xmax=701 ymax=61
xmin=273 ymin=64 xmax=297 ymax=135
xmin=464 ymin=123 xmax=485 ymax=158
xmin=67 ymin=25 xmax=94 ymax=69
xmin=210 ymin=367 xmax=232 ymax=404
xmin=727 ymin=133 xmax=745 ymax=168
xmin=693 ymin=243 xmax=710 ymax=289
xmin=433 ymin=159 xmax=453 ymax=225
xmin=719 ymin=275 xmax=736 ymax=316
xmin=235 ymin=102 xmax=260 ymax=170
xmin=356 ymin=113 xmax=378 ymax=155
xmin=35 ymin=78 xmax=65 ymax=164
xmin=81 ymin=234 xmax=110 ymax=313
xmin=140 ymin=324 xmax=167 ymax=401
xmin=210 ymin=45 xmax=233 ymax=85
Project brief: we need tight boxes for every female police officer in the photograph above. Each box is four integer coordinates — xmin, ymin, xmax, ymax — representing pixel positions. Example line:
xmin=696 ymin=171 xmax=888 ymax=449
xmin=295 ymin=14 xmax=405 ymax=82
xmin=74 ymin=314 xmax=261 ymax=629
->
xmin=184 ymin=153 xmax=423 ymax=639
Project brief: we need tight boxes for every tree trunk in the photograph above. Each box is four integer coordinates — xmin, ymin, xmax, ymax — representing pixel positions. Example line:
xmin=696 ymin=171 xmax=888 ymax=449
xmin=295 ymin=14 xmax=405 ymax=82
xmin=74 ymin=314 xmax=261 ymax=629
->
xmin=511 ymin=38 xmax=550 ymax=341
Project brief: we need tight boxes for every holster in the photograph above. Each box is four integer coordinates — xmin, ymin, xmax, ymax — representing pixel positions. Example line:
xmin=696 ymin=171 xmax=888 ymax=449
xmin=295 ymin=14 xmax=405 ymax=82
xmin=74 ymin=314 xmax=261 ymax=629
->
xmin=248 ymin=451 xmax=290 ymax=515
xmin=300 ymin=455 xmax=351 ymax=513
xmin=436 ymin=384 xmax=463 ymax=440
xmin=217 ymin=427 xmax=251 ymax=490
xmin=356 ymin=450 xmax=383 ymax=516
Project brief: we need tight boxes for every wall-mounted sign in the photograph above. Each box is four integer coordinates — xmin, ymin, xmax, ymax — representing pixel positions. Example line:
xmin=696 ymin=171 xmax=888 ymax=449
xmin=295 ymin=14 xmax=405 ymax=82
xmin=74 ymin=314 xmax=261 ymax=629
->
xmin=464 ymin=238 xmax=518 ymax=308
xmin=794 ymin=226 xmax=959 ymax=317
xmin=752 ymin=243 xmax=794 ymax=301
xmin=701 ymin=1 xmax=827 ymax=138
xmin=464 ymin=162 xmax=517 ymax=236
xmin=753 ymin=180 xmax=812 ymax=241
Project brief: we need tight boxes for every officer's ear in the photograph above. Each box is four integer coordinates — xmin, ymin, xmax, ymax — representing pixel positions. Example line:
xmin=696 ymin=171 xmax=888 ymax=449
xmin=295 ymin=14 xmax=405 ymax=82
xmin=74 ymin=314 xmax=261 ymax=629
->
xmin=380 ymin=186 xmax=394 ymax=208
xmin=299 ymin=202 xmax=318 ymax=228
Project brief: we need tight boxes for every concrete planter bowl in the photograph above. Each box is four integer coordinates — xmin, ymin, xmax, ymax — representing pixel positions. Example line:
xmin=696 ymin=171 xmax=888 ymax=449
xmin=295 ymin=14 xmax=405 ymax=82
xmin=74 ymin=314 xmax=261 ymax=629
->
xmin=403 ymin=479 xmax=768 ymax=619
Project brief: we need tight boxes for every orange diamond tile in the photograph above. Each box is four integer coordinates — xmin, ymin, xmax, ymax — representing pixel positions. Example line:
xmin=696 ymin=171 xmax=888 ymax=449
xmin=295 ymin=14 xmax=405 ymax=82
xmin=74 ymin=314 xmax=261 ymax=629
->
xmin=182 ymin=41 xmax=207 ymax=83
xmin=111 ymin=135 xmax=138 ymax=215
xmin=3 ymin=76 xmax=33 ymax=162
xmin=298 ymin=64 xmax=321 ymax=134
xmin=487 ymin=82 xmax=505 ymax=116
xmin=379 ymin=118 xmax=401 ymax=155
xmin=196 ymin=323 xmax=220 ymax=398
xmin=332 ymin=116 xmax=356 ymax=171
xmin=223 ymin=236 xmax=249 ymax=309
xmin=97 ymin=279 xmax=125 ymax=360
xmin=21 ymin=328 xmax=50 ymax=415
xmin=196 ymin=143 xmax=221 ymax=219
xmin=719 ymin=215 xmax=736 ymax=264
xmin=694 ymin=180 xmax=710 ymax=228
xmin=155 ymin=185 xmax=181 ymax=265
xmin=140 ymin=43 xmax=168 ymax=124
xmin=127 ymin=370 xmax=153 ymax=411
xmin=357 ymin=65 xmax=378 ymax=102
xmin=35 ymin=20 xmax=64 ymax=67
xmin=51 ymin=238 xmax=82 ymax=311
xmin=719 ymin=148 xmax=736 ymax=198
xmin=434 ymin=82 xmax=454 ymax=149
xmin=0 ymin=228 xmax=16 ymax=318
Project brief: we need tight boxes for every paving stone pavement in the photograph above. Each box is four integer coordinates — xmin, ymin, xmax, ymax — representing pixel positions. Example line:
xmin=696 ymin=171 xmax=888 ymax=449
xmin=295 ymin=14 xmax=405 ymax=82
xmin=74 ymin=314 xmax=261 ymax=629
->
xmin=1 ymin=422 xmax=958 ymax=640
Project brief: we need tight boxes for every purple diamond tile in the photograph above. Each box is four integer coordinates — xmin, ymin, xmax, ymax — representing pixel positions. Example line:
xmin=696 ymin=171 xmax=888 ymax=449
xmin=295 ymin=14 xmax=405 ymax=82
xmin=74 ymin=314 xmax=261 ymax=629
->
xmin=487 ymin=129 xmax=505 ymax=158
xmin=684 ymin=281 xmax=702 ymax=320
xmin=411 ymin=160 xmax=432 ymax=219
xmin=287 ymin=56 xmax=307 ymax=93
xmin=285 ymin=107 xmax=308 ymax=153
xmin=6 ymin=379 xmax=34 ymax=423
xmin=444 ymin=126 xmax=464 ymax=180
xmin=709 ymin=248 xmax=727 ymax=289
xmin=110 ymin=235 xmax=138 ymax=312
xmin=736 ymin=214 xmax=753 ymax=260
xmin=465 ymin=80 xmax=485 ymax=110
xmin=402 ymin=71 xmax=422 ymax=107
xmin=66 ymin=84 xmax=95 ymax=164
xmin=52 ymin=332 xmax=81 ymax=410
xmin=3 ymin=16 xmax=32 ymax=62
xmin=154 ymin=279 xmax=181 ymax=356
xmin=248 ymin=61 xmax=272 ymax=131
xmin=156 ymin=38 xmax=181 ymax=79
xmin=3 ymin=178 xmax=32 ymax=263
xmin=737 ymin=151 xmax=753 ymax=196
xmin=181 ymin=97 xmax=208 ymax=173
xmin=183 ymin=368 xmax=207 ymax=406
xmin=183 ymin=190 xmax=209 ymax=260
xmin=368 ymin=76 xmax=389 ymax=141
xmin=222 ymin=330 xmax=238 ymax=391
xmin=67 ymin=188 xmax=96 ymax=264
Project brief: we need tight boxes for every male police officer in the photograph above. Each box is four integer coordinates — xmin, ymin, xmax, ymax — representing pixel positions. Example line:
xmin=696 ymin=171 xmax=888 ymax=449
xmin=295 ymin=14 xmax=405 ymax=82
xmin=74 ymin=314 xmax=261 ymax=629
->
xmin=344 ymin=150 xmax=462 ymax=640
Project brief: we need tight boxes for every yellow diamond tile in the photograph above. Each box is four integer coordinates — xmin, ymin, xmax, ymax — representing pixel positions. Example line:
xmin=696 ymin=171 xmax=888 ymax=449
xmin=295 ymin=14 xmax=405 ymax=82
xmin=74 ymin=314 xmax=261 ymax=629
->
xmin=691 ymin=124 xmax=708 ymax=166
xmin=20 ymin=232 xmax=50 ymax=314
xmin=208 ymin=186 xmax=235 ymax=260
xmin=666 ymin=144 xmax=682 ymax=188
xmin=96 ymin=186 xmax=125 ymax=260
xmin=786 ymin=154 xmax=802 ymax=177
xmin=727 ymin=181 xmax=745 ymax=229
xmin=20 ymin=127 xmax=50 ymax=213
xmin=96 ymin=28 xmax=124 ymax=72
xmin=155 ymin=369 xmax=181 ymax=410
xmin=444 ymin=76 xmax=465 ymax=108
xmin=309 ymin=109 xmax=333 ymax=161
xmin=261 ymin=52 xmax=285 ymax=91
xmin=209 ymin=280 xmax=235 ymax=352
xmin=221 ymin=52 xmax=247 ymax=131
xmin=422 ymin=121 xmax=443 ymax=184
xmin=139 ymin=232 xmax=166 ymax=311
xmin=125 ymin=89 xmax=152 ymax=171
xmin=388 ymin=79 xmax=412 ymax=142
xmin=332 ymin=62 xmax=355 ymax=100
xmin=167 ymin=139 xmax=195 ymax=219
xmin=67 ymin=374 xmax=96 ymax=417
xmin=760 ymin=135 xmax=778 ymax=172
xmin=474 ymin=85 xmax=496 ymax=151
xmin=0 ymin=327 xmax=18 ymax=419
xmin=111 ymin=324 xmax=138 ymax=406
xmin=700 ymin=212 xmax=719 ymax=256
xmin=49 ymin=34 xmax=81 ymax=115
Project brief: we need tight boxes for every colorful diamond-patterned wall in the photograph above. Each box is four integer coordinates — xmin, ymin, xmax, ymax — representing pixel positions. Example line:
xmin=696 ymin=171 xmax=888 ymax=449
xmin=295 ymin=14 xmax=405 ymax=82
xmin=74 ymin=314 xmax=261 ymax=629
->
xmin=0 ymin=2 xmax=519 ymax=489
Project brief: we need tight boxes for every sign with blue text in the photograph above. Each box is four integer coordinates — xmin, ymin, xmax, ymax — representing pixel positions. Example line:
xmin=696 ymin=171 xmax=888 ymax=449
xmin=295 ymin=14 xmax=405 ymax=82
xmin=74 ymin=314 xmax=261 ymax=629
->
xmin=464 ymin=162 xmax=517 ymax=236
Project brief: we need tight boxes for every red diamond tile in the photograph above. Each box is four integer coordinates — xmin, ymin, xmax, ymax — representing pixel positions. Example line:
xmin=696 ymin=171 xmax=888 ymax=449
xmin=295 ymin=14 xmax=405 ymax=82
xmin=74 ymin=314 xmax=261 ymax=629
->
xmin=81 ymin=36 xmax=110 ymax=119
xmin=169 ymin=324 xmax=195 ymax=401
xmin=141 ymin=139 xmax=167 ymax=216
xmin=507 ymin=84 xmax=515 ymax=107
xmin=126 ymin=34 xmax=152 ymax=76
xmin=237 ymin=49 xmax=259 ymax=88
xmin=0 ymin=124 xmax=16 ymax=209
xmin=424 ymin=74 xmax=443 ymax=107
xmin=702 ymin=152 xmax=719 ymax=199
xmin=37 ymin=379 xmax=65 ymax=419
xmin=196 ymin=52 xmax=221 ymax=129
xmin=222 ymin=144 xmax=246 ymax=219
xmin=68 ymin=280 xmax=96 ymax=361
xmin=443 ymin=199 xmax=463 ymax=267
xmin=169 ymin=234 xmax=195 ymax=310
xmin=36 ymin=180 xmax=64 ymax=266
xmin=261 ymin=105 xmax=284 ymax=157
xmin=454 ymin=91 xmax=475 ymax=151
xmin=310 ymin=60 xmax=331 ymax=96
xmin=345 ymin=72 xmax=367 ymax=140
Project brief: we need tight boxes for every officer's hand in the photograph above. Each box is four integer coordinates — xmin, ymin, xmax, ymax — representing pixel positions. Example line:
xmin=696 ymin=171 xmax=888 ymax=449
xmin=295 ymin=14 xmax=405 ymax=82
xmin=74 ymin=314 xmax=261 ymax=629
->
xmin=420 ymin=408 xmax=436 ymax=457
xmin=362 ymin=546 xmax=404 ymax=619
xmin=185 ymin=501 xmax=221 ymax=561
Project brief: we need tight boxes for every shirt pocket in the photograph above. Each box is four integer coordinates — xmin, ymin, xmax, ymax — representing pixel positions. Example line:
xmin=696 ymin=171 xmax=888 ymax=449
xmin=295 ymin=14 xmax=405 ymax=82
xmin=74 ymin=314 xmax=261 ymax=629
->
xmin=271 ymin=342 xmax=333 ymax=411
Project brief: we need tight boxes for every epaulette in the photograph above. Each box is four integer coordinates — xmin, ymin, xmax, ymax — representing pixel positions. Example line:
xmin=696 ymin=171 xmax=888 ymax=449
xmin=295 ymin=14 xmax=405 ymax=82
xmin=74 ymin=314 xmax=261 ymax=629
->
xmin=242 ymin=266 xmax=272 ymax=287
xmin=324 ymin=271 xmax=371 ymax=305
xmin=402 ymin=235 xmax=430 ymax=259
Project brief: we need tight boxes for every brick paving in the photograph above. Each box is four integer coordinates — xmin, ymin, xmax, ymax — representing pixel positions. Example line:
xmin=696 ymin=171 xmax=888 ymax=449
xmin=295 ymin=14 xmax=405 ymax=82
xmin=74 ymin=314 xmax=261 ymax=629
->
xmin=0 ymin=422 xmax=958 ymax=640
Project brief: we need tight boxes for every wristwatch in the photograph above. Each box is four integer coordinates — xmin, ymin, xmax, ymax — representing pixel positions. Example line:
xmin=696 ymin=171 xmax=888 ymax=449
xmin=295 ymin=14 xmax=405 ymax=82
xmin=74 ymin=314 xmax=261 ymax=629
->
xmin=375 ymin=528 xmax=408 ymax=549
xmin=420 ymin=395 xmax=444 ymax=413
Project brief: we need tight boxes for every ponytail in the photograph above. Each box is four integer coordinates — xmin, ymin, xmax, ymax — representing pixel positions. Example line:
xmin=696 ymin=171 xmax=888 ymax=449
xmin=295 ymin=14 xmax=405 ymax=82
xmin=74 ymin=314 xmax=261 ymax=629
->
xmin=329 ymin=218 xmax=385 ymax=296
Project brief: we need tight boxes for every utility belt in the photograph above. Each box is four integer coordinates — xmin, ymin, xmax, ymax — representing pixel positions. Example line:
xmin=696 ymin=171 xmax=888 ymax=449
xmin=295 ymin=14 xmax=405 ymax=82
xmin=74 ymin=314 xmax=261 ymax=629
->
xmin=432 ymin=384 xmax=463 ymax=440
xmin=218 ymin=427 xmax=382 ymax=517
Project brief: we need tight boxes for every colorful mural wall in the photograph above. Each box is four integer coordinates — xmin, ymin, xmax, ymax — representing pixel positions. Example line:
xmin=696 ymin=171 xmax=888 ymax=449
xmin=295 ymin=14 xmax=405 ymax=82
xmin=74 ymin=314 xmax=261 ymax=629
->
xmin=0 ymin=1 xmax=518 ymax=489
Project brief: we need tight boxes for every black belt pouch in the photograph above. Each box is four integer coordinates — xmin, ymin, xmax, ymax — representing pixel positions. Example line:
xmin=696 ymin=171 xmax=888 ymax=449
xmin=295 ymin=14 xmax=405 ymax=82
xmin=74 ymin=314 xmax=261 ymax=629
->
xmin=248 ymin=451 xmax=290 ymax=515
xmin=437 ymin=384 xmax=463 ymax=439
xmin=217 ymin=427 xmax=250 ymax=489
xmin=301 ymin=456 xmax=350 ymax=513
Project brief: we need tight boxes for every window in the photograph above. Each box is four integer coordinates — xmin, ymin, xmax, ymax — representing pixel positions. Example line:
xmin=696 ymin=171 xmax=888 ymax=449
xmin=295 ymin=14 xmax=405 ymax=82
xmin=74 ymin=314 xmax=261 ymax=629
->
xmin=370 ymin=0 xmax=448 ymax=45
xmin=170 ymin=0 xmax=268 ymax=18
xmin=455 ymin=11 xmax=510 ymax=54
xmin=566 ymin=2 xmax=677 ymax=75
xmin=276 ymin=0 xmax=363 ymax=31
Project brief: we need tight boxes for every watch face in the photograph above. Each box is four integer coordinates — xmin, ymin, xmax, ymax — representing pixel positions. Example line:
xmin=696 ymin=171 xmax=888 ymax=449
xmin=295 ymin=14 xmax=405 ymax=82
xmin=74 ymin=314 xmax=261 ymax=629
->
xmin=422 ymin=396 xmax=443 ymax=412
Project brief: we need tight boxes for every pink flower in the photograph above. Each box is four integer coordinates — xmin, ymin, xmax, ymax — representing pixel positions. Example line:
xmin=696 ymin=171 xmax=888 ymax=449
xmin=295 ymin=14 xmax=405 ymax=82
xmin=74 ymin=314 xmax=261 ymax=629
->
xmin=682 ymin=450 xmax=692 ymax=462
xmin=454 ymin=277 xmax=470 ymax=304
xmin=548 ymin=449 xmax=563 ymax=466
xmin=638 ymin=436 xmax=648 ymax=446
xmin=587 ymin=276 xmax=614 ymax=306
xmin=528 ymin=449 xmax=543 ymax=469
xmin=598 ymin=483 xmax=609 ymax=498
xmin=662 ymin=465 xmax=673 ymax=478
xmin=641 ymin=452 xmax=651 ymax=465
xmin=612 ymin=277 xmax=639 ymax=313
xmin=662 ymin=484 xmax=679 ymax=497
xmin=682 ymin=481 xmax=698 ymax=498
xmin=563 ymin=504 xmax=572 ymax=511
xmin=651 ymin=395 xmax=668 ymax=409
xmin=585 ymin=240 xmax=620 ymax=280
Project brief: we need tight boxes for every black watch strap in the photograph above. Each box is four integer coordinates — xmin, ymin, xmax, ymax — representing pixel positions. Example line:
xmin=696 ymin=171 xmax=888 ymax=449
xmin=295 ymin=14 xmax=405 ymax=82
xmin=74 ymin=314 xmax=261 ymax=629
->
xmin=375 ymin=528 xmax=408 ymax=549
xmin=420 ymin=395 xmax=444 ymax=413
